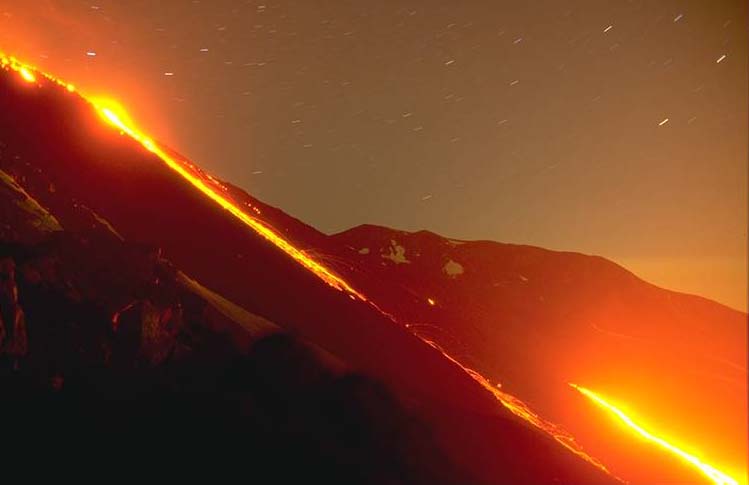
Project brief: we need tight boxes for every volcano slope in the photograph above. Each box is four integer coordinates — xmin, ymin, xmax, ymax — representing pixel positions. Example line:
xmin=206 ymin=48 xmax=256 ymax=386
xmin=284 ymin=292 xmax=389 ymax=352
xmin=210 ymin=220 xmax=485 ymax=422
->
xmin=0 ymin=223 xmax=472 ymax=483
xmin=157 ymin=117 xmax=746 ymax=482
xmin=217 ymin=187 xmax=746 ymax=484
xmin=0 ymin=59 xmax=622 ymax=483
xmin=194 ymin=193 xmax=747 ymax=485
xmin=316 ymin=225 xmax=747 ymax=484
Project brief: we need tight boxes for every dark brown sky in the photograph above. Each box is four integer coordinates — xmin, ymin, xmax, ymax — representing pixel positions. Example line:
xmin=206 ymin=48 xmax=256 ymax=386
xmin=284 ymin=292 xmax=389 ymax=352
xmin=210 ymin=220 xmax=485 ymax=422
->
xmin=1 ymin=0 xmax=746 ymax=310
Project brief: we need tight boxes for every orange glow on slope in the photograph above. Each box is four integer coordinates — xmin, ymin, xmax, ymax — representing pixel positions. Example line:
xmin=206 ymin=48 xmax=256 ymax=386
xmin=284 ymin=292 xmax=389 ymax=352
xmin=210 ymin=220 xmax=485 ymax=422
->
xmin=570 ymin=384 xmax=740 ymax=485
xmin=1 ymin=54 xmax=76 ymax=92
xmin=1 ymin=51 xmax=621 ymax=480
xmin=414 ymin=332 xmax=623 ymax=482
xmin=420 ymin=337 xmax=619 ymax=481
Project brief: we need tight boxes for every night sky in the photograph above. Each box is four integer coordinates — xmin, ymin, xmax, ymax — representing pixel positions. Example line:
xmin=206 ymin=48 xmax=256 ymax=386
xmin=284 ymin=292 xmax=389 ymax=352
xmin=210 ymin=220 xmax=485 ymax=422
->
xmin=0 ymin=0 xmax=746 ymax=310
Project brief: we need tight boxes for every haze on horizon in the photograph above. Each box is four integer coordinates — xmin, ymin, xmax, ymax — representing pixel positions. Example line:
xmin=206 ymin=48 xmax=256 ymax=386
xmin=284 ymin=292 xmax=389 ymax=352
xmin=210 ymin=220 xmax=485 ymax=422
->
xmin=1 ymin=0 xmax=746 ymax=310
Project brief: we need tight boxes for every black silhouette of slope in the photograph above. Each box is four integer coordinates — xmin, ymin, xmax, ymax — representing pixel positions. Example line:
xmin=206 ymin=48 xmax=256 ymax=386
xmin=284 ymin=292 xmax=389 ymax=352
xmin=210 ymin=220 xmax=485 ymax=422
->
xmin=0 ymin=233 xmax=469 ymax=483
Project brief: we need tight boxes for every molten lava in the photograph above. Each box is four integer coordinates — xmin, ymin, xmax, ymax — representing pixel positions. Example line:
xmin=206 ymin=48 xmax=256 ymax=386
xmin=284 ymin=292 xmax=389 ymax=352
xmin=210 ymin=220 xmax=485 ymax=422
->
xmin=86 ymin=96 xmax=368 ymax=300
xmin=420 ymin=337 xmax=618 ymax=480
xmin=570 ymin=384 xmax=740 ymax=485
xmin=18 ymin=66 xmax=35 ymax=83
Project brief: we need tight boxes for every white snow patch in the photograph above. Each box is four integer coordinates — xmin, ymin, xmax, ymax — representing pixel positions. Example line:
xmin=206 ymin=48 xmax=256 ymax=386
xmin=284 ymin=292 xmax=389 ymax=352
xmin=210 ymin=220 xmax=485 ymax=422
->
xmin=443 ymin=259 xmax=464 ymax=278
xmin=382 ymin=240 xmax=410 ymax=264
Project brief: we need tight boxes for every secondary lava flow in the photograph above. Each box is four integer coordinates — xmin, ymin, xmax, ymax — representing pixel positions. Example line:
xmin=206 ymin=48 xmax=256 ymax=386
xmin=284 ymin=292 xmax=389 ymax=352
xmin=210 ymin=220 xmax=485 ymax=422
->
xmin=0 ymin=51 xmax=631 ymax=482
xmin=570 ymin=384 xmax=739 ymax=485
xmin=421 ymin=337 xmax=618 ymax=480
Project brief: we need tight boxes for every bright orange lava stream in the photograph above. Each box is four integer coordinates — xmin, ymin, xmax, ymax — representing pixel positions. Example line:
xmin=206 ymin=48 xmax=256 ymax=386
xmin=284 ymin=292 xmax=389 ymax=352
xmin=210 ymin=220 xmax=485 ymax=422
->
xmin=2 ymin=51 xmax=638 ymax=481
xmin=421 ymin=337 xmax=619 ymax=480
xmin=3 ymin=53 xmax=365 ymax=300
xmin=570 ymin=384 xmax=739 ymax=485
xmin=94 ymin=102 xmax=368 ymax=301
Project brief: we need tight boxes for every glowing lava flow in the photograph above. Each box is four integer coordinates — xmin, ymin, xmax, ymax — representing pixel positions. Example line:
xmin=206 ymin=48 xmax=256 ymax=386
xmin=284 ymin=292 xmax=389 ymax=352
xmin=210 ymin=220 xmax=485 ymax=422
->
xmin=570 ymin=384 xmax=739 ymax=485
xmin=2 ymin=52 xmax=363 ymax=300
xmin=1 ymin=54 xmax=75 ymax=91
xmin=92 ymin=101 xmax=367 ymax=300
xmin=2 ymin=51 xmax=620 ymax=480
xmin=420 ymin=337 xmax=618 ymax=480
